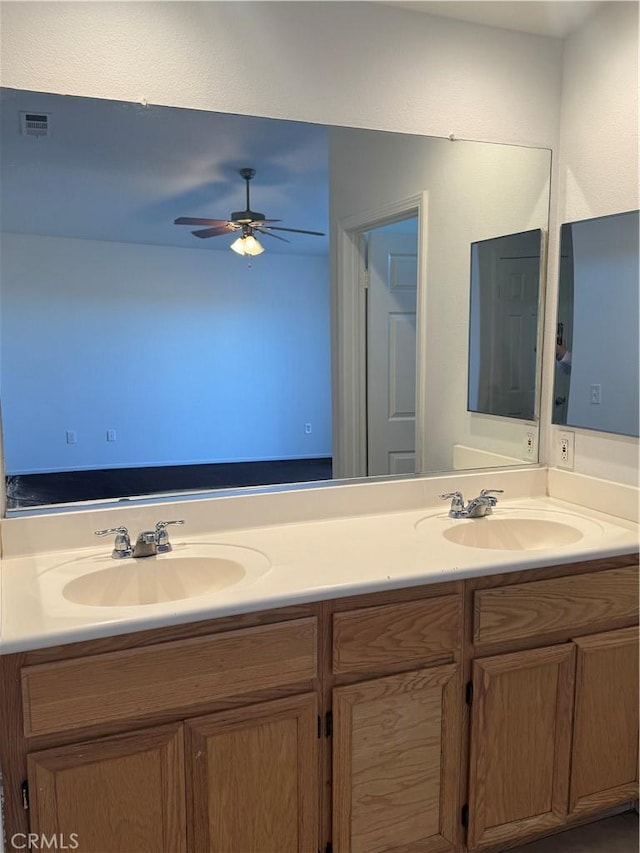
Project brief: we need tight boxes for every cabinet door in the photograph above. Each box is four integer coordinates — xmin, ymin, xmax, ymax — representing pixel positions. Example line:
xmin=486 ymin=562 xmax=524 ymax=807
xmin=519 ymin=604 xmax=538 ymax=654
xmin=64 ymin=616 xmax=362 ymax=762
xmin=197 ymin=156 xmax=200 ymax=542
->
xmin=187 ymin=693 xmax=318 ymax=853
xmin=570 ymin=626 xmax=639 ymax=816
xmin=332 ymin=664 xmax=461 ymax=853
xmin=27 ymin=723 xmax=186 ymax=853
xmin=467 ymin=644 xmax=575 ymax=851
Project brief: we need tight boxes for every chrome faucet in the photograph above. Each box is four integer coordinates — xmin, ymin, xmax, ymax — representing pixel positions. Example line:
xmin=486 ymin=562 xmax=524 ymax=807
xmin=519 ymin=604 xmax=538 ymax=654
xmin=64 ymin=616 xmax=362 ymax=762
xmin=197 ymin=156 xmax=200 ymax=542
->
xmin=440 ymin=489 xmax=504 ymax=519
xmin=96 ymin=520 xmax=185 ymax=559
xmin=132 ymin=529 xmax=159 ymax=558
xmin=95 ymin=525 xmax=132 ymax=559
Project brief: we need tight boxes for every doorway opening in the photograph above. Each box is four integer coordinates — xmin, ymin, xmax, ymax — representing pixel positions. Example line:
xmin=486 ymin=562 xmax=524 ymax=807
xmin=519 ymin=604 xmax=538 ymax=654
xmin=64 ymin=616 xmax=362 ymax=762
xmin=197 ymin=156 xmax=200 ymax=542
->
xmin=332 ymin=192 xmax=427 ymax=481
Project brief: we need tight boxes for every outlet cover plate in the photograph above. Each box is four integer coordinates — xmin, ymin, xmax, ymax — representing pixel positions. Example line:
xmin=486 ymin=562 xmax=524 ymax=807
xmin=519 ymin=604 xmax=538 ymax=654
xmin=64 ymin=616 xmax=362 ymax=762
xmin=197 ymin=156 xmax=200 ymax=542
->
xmin=558 ymin=430 xmax=575 ymax=470
xmin=524 ymin=429 xmax=538 ymax=458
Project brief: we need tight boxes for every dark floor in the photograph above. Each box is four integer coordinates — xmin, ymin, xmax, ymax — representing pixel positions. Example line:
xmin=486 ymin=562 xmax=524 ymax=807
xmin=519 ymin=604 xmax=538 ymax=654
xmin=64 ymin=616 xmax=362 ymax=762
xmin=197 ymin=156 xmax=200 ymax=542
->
xmin=5 ymin=457 xmax=333 ymax=508
xmin=509 ymin=812 xmax=638 ymax=852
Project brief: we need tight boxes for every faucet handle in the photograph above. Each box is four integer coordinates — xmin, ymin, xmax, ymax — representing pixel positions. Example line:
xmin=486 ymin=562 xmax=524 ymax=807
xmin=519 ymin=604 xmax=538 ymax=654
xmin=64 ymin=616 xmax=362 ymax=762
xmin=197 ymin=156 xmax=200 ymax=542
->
xmin=479 ymin=488 xmax=504 ymax=504
xmin=440 ymin=492 xmax=467 ymax=518
xmin=155 ymin=519 xmax=185 ymax=553
xmin=155 ymin=519 xmax=185 ymax=532
xmin=440 ymin=491 xmax=465 ymax=508
xmin=95 ymin=526 xmax=132 ymax=559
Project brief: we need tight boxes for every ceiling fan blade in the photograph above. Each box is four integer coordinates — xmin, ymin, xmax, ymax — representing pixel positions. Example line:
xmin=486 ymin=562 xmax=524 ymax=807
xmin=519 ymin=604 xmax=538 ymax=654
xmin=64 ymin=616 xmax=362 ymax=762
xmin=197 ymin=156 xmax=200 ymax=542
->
xmin=174 ymin=217 xmax=231 ymax=227
xmin=255 ymin=227 xmax=291 ymax=243
xmin=262 ymin=225 xmax=326 ymax=236
xmin=191 ymin=226 xmax=235 ymax=238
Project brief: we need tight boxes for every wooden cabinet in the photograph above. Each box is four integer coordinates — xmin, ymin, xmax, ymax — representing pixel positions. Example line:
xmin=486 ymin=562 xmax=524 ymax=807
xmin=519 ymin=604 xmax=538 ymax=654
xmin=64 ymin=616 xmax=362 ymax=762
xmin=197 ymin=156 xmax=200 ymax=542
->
xmin=27 ymin=724 xmax=186 ymax=853
xmin=332 ymin=596 xmax=461 ymax=676
xmin=466 ymin=645 xmax=575 ymax=851
xmin=569 ymin=626 xmax=639 ymax=817
xmin=330 ymin=589 xmax=463 ymax=853
xmin=333 ymin=664 xmax=461 ymax=853
xmin=187 ymin=694 xmax=319 ymax=853
xmin=466 ymin=559 xmax=639 ymax=852
xmin=472 ymin=566 xmax=638 ymax=647
xmin=26 ymin=698 xmax=319 ymax=853
xmin=21 ymin=617 xmax=318 ymax=737
xmin=2 ymin=609 xmax=321 ymax=853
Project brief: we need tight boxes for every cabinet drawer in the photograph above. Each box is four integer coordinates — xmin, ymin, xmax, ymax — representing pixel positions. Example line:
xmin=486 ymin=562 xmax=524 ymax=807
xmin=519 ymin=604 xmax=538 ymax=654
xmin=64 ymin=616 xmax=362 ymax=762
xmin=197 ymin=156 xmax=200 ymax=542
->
xmin=22 ymin=617 xmax=317 ymax=737
xmin=474 ymin=566 xmax=639 ymax=647
xmin=333 ymin=594 xmax=461 ymax=675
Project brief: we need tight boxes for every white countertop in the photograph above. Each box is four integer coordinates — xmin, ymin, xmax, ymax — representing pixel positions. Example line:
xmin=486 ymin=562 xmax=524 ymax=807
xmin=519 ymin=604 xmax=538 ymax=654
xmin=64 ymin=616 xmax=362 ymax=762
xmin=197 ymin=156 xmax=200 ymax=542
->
xmin=1 ymin=495 xmax=637 ymax=654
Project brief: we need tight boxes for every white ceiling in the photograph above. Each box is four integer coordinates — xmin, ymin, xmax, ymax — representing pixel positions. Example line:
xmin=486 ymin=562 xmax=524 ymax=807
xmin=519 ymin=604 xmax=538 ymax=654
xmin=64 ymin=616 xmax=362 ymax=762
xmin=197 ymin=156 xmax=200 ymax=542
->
xmin=381 ymin=1 xmax=605 ymax=38
xmin=0 ymin=89 xmax=330 ymax=256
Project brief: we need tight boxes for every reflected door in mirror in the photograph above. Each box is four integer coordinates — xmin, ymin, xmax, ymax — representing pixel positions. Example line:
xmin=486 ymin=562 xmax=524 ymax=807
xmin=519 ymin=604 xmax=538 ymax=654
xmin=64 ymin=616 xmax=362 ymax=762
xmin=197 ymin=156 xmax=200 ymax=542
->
xmin=468 ymin=230 xmax=542 ymax=421
xmin=366 ymin=223 xmax=418 ymax=477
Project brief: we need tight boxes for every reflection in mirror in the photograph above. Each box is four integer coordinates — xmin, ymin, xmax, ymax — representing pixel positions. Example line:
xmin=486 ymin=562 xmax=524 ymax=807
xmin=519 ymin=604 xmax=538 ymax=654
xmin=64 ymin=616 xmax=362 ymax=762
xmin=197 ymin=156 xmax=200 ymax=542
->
xmin=364 ymin=217 xmax=419 ymax=477
xmin=0 ymin=88 xmax=551 ymax=511
xmin=553 ymin=210 xmax=639 ymax=437
xmin=329 ymin=127 xmax=550 ymax=477
xmin=468 ymin=229 xmax=543 ymax=421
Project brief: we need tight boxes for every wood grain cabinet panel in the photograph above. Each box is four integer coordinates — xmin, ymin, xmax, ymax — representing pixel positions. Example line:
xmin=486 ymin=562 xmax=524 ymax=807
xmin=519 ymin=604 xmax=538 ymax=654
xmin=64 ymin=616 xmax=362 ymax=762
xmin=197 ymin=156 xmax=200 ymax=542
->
xmin=332 ymin=664 xmax=461 ymax=853
xmin=570 ymin=626 xmax=640 ymax=816
xmin=473 ymin=565 xmax=639 ymax=646
xmin=21 ymin=617 xmax=317 ymax=737
xmin=333 ymin=596 xmax=460 ymax=675
xmin=27 ymin=723 xmax=186 ymax=853
xmin=467 ymin=644 xmax=575 ymax=851
xmin=187 ymin=694 xmax=318 ymax=853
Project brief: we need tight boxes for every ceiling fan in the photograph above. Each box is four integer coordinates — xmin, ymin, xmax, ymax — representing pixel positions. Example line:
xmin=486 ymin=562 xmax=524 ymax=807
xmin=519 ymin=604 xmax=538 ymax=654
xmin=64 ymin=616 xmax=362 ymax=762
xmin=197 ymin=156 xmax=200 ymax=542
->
xmin=174 ymin=167 xmax=325 ymax=255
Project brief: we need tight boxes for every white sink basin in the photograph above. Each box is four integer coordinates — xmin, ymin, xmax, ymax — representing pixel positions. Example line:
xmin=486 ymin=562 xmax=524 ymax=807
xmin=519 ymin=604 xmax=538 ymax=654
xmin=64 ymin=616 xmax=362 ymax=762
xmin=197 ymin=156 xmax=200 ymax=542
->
xmin=441 ymin=517 xmax=586 ymax=551
xmin=416 ymin=509 xmax=606 ymax=551
xmin=58 ymin=543 xmax=270 ymax=607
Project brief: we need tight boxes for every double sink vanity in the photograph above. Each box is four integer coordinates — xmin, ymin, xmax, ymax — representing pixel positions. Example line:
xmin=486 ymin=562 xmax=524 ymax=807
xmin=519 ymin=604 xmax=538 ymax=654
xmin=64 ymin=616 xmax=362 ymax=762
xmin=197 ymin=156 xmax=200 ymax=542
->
xmin=0 ymin=468 xmax=638 ymax=852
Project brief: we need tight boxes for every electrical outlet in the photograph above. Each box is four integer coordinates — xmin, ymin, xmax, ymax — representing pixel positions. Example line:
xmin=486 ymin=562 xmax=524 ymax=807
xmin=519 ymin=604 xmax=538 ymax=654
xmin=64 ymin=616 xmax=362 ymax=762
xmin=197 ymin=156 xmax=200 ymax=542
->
xmin=558 ymin=430 xmax=574 ymax=469
xmin=589 ymin=383 xmax=601 ymax=405
xmin=304 ymin=423 xmax=312 ymax=434
xmin=524 ymin=429 xmax=537 ymax=457
xmin=66 ymin=430 xmax=77 ymax=445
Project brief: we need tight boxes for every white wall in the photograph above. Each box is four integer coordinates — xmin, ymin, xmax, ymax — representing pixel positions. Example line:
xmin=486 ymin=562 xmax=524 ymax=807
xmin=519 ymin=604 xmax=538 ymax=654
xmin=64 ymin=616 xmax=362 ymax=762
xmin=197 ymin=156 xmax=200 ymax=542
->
xmin=541 ymin=1 xmax=640 ymax=484
xmin=0 ymin=2 xmax=563 ymax=147
xmin=1 ymin=234 xmax=331 ymax=473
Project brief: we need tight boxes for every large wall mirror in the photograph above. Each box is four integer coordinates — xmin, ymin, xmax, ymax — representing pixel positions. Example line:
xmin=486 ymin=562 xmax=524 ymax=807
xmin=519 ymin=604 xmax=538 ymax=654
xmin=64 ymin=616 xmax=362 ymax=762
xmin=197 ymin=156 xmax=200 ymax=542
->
xmin=468 ymin=229 xmax=544 ymax=422
xmin=553 ymin=210 xmax=639 ymax=437
xmin=0 ymin=88 xmax=551 ymax=511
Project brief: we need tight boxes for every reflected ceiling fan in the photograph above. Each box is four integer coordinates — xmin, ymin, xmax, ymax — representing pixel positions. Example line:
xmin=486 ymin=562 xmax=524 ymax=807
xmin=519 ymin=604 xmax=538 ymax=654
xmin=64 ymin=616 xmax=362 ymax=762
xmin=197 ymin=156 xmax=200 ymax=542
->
xmin=174 ymin=167 xmax=325 ymax=256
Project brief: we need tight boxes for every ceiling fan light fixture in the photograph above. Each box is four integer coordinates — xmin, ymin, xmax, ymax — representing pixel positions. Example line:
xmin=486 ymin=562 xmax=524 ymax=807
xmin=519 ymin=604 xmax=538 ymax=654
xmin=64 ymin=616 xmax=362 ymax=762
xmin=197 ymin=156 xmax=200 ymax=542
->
xmin=243 ymin=233 xmax=265 ymax=255
xmin=230 ymin=235 xmax=246 ymax=255
xmin=230 ymin=233 xmax=264 ymax=256
xmin=175 ymin=167 xmax=325 ymax=248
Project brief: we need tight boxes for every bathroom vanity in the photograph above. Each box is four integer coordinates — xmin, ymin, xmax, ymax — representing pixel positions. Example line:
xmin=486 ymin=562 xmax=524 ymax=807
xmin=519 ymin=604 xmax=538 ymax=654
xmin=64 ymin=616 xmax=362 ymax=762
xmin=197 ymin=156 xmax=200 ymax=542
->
xmin=0 ymin=488 xmax=638 ymax=853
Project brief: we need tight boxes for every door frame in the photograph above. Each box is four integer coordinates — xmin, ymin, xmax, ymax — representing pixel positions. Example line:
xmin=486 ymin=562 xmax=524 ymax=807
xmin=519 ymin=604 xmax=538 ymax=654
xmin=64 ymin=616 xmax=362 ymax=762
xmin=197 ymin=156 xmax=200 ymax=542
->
xmin=331 ymin=193 xmax=429 ymax=479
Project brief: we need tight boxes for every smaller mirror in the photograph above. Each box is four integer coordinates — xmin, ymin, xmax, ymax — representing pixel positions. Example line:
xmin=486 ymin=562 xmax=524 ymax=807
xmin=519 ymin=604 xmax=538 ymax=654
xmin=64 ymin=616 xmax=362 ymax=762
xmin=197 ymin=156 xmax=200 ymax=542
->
xmin=553 ymin=210 xmax=639 ymax=437
xmin=468 ymin=229 xmax=543 ymax=421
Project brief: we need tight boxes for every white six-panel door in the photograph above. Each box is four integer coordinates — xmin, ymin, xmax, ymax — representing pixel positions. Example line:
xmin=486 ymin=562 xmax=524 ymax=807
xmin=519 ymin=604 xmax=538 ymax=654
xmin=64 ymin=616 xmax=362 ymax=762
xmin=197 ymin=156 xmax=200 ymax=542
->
xmin=366 ymin=230 xmax=418 ymax=476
